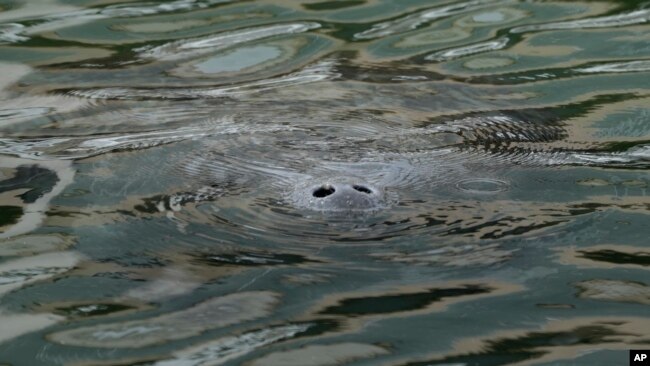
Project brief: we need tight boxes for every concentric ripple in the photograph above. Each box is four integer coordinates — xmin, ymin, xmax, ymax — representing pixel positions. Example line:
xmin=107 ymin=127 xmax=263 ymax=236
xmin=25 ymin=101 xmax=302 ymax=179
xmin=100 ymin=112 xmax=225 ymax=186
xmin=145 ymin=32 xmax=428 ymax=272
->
xmin=36 ymin=102 xmax=641 ymax=244
xmin=2 ymin=1 xmax=650 ymax=364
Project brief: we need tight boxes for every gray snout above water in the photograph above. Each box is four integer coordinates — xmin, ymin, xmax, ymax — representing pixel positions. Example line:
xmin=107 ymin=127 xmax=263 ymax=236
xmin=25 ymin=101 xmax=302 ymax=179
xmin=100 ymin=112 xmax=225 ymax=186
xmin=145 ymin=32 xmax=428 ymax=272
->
xmin=291 ymin=177 xmax=388 ymax=213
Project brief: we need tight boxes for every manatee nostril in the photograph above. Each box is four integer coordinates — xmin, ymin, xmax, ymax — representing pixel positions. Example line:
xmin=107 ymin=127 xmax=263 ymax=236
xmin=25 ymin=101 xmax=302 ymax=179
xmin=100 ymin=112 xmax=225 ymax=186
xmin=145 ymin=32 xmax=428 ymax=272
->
xmin=313 ymin=185 xmax=335 ymax=198
xmin=352 ymin=184 xmax=372 ymax=194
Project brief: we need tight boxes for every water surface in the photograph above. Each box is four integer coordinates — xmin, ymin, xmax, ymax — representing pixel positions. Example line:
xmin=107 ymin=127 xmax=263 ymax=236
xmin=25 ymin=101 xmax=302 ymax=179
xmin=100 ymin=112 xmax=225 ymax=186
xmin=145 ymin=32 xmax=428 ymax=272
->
xmin=0 ymin=0 xmax=649 ymax=365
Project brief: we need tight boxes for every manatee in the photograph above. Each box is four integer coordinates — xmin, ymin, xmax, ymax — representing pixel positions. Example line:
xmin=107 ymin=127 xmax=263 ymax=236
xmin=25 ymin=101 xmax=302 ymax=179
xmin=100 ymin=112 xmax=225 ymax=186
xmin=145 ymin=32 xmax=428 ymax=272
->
xmin=1 ymin=59 xmax=649 ymax=220
xmin=1 ymin=99 xmax=648 ymax=218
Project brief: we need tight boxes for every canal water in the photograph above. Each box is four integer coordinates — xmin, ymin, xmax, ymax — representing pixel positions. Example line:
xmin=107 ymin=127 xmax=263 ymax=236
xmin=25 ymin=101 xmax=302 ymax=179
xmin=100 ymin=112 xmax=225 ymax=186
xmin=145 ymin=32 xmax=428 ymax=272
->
xmin=0 ymin=0 xmax=649 ymax=365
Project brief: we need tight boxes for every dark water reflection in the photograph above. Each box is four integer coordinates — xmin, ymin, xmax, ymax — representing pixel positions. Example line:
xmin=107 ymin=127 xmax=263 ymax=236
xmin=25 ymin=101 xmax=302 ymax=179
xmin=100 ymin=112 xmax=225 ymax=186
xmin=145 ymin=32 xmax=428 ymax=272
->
xmin=0 ymin=0 xmax=649 ymax=365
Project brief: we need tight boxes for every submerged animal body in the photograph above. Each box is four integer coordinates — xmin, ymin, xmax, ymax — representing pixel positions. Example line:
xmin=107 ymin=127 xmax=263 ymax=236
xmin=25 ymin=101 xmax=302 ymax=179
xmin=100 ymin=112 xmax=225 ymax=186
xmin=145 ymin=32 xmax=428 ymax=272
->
xmin=1 ymin=60 xmax=648 ymax=218
xmin=136 ymin=106 xmax=650 ymax=214
xmin=4 ymin=99 xmax=647 ymax=219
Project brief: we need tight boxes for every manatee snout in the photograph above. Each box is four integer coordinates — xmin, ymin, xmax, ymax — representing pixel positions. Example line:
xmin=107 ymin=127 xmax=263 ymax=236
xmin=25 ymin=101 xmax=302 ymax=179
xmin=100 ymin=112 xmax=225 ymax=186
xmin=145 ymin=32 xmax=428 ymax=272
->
xmin=295 ymin=178 xmax=386 ymax=212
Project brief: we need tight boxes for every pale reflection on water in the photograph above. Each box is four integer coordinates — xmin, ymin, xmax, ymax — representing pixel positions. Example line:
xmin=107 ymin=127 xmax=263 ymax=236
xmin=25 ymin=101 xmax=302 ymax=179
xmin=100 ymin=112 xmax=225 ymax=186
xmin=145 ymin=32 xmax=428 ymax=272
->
xmin=0 ymin=0 xmax=649 ymax=365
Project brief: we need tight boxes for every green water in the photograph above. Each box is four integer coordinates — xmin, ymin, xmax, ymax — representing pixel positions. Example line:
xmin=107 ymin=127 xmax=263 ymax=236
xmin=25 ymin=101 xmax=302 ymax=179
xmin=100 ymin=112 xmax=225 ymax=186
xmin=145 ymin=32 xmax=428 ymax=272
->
xmin=0 ymin=0 xmax=649 ymax=365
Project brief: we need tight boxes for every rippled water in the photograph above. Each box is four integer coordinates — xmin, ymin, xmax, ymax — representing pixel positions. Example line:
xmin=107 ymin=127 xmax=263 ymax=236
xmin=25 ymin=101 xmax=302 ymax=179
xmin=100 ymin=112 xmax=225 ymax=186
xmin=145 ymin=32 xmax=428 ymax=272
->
xmin=0 ymin=0 xmax=649 ymax=365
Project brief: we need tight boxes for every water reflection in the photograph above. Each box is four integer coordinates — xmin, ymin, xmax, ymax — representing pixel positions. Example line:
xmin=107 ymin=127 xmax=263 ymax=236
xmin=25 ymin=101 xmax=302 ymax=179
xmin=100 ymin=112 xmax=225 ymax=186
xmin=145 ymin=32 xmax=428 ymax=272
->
xmin=0 ymin=0 xmax=233 ymax=44
xmin=577 ymin=248 xmax=650 ymax=267
xmin=49 ymin=291 xmax=280 ymax=348
xmin=402 ymin=317 xmax=650 ymax=366
xmin=319 ymin=284 xmax=493 ymax=316
xmin=576 ymin=279 xmax=650 ymax=305
xmin=0 ymin=0 xmax=649 ymax=364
